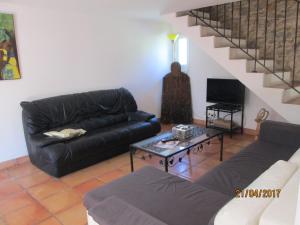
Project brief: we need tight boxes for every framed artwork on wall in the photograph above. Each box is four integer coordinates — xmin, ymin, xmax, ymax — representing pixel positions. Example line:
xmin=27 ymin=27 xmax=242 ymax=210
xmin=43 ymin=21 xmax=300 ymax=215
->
xmin=0 ymin=13 xmax=20 ymax=80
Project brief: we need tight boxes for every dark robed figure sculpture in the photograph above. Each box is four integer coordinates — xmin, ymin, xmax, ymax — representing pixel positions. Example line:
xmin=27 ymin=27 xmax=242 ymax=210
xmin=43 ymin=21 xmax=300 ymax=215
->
xmin=161 ymin=62 xmax=192 ymax=124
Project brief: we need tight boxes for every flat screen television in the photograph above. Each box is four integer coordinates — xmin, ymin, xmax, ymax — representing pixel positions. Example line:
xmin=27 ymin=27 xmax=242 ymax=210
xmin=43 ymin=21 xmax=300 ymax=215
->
xmin=206 ymin=78 xmax=245 ymax=105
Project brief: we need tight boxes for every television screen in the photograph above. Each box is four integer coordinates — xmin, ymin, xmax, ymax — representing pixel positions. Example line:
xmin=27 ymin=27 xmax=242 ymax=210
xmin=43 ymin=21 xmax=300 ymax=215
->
xmin=206 ymin=78 xmax=245 ymax=105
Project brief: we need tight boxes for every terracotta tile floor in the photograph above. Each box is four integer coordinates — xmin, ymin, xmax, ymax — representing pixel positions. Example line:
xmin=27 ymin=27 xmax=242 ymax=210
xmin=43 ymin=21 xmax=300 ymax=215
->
xmin=0 ymin=125 xmax=255 ymax=225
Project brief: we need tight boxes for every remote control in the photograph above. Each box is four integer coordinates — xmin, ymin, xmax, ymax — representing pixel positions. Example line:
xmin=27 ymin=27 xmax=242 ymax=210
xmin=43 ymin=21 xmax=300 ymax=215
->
xmin=161 ymin=138 xmax=178 ymax=143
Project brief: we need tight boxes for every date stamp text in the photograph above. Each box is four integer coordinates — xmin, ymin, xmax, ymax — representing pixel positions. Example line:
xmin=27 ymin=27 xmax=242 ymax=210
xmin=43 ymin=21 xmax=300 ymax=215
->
xmin=234 ymin=188 xmax=281 ymax=198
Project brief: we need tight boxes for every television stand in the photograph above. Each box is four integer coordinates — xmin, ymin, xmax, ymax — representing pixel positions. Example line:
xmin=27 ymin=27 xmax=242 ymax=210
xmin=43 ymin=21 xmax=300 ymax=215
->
xmin=206 ymin=103 xmax=244 ymax=138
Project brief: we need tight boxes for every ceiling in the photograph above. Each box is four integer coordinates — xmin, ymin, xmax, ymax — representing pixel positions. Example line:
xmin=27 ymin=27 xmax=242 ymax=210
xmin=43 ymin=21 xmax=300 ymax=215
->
xmin=0 ymin=0 xmax=239 ymax=18
xmin=163 ymin=0 xmax=240 ymax=14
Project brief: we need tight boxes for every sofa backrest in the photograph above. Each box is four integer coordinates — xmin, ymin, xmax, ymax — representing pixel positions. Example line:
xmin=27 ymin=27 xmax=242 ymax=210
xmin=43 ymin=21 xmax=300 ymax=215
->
xmin=259 ymin=120 xmax=300 ymax=149
xmin=21 ymin=88 xmax=137 ymax=135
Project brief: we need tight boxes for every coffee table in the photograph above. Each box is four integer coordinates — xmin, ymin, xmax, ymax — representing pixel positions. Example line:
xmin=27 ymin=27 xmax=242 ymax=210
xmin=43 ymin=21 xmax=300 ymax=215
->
xmin=129 ymin=126 xmax=224 ymax=173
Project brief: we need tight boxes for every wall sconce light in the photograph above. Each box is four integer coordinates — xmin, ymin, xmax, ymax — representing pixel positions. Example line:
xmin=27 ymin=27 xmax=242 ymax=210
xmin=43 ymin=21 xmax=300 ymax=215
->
xmin=168 ymin=33 xmax=179 ymax=62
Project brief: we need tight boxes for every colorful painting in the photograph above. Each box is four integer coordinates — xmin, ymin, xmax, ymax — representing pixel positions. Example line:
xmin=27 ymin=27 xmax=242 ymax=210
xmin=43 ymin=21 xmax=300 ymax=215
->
xmin=0 ymin=13 xmax=20 ymax=80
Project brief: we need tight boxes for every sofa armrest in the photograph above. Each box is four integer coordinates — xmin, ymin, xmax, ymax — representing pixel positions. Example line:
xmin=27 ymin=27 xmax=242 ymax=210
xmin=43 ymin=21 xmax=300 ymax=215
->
xmin=128 ymin=111 xmax=155 ymax=122
xmin=30 ymin=133 xmax=77 ymax=148
xmin=30 ymin=134 xmax=61 ymax=148
xmin=259 ymin=120 xmax=300 ymax=148
xmin=88 ymin=196 xmax=167 ymax=225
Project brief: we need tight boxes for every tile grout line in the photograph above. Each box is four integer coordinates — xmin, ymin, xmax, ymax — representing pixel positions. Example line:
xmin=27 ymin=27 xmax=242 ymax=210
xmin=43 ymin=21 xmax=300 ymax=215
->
xmin=0 ymin=128 xmax=254 ymax=225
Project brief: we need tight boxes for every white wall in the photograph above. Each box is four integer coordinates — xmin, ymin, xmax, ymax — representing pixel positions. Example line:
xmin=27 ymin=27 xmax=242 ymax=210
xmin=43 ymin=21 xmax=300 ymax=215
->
xmin=188 ymin=40 xmax=286 ymax=129
xmin=0 ymin=3 xmax=171 ymax=162
xmin=0 ymin=1 xmax=287 ymax=163
xmin=0 ymin=0 xmax=246 ymax=19
xmin=162 ymin=0 xmax=240 ymax=14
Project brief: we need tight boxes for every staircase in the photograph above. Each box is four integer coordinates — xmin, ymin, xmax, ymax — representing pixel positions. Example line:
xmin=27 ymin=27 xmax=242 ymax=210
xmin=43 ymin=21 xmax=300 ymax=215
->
xmin=164 ymin=0 xmax=300 ymax=124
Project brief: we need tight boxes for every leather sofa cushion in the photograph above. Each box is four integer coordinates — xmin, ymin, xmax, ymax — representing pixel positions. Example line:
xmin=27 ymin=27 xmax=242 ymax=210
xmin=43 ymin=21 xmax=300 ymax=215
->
xmin=36 ymin=120 xmax=159 ymax=164
xmin=127 ymin=111 xmax=155 ymax=122
xmin=21 ymin=101 xmax=52 ymax=135
xmin=30 ymin=114 xmax=128 ymax=147
xmin=32 ymin=115 xmax=153 ymax=149
xmin=76 ymin=114 xmax=128 ymax=131
xmin=21 ymin=88 xmax=137 ymax=134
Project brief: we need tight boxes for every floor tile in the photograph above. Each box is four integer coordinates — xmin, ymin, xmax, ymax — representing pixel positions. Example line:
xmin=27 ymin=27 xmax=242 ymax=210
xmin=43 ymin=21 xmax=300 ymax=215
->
xmin=181 ymin=166 xmax=209 ymax=181
xmin=0 ymin=170 xmax=9 ymax=183
xmin=233 ymin=134 xmax=254 ymax=141
xmin=0 ymin=124 xmax=255 ymax=225
xmin=0 ymin=180 xmax=23 ymax=200
xmin=7 ymin=163 xmax=38 ymax=178
xmin=16 ymin=156 xmax=30 ymax=165
xmin=181 ymin=153 xmax=207 ymax=166
xmin=37 ymin=217 xmax=61 ymax=225
xmin=169 ymin=161 xmax=190 ymax=174
xmin=56 ymin=203 xmax=87 ymax=225
xmin=119 ymin=158 xmax=149 ymax=173
xmin=0 ymin=191 xmax=36 ymax=216
xmin=201 ymin=144 xmax=221 ymax=154
xmin=222 ymin=136 xmax=236 ymax=145
xmin=97 ymin=169 xmax=126 ymax=183
xmin=116 ymin=163 xmax=131 ymax=173
xmin=133 ymin=153 xmax=157 ymax=168
xmin=61 ymin=171 xmax=95 ymax=187
xmin=80 ymin=161 xmax=118 ymax=178
xmin=135 ymin=159 xmax=153 ymax=168
xmin=28 ymin=180 xmax=67 ymax=201
xmin=0 ymin=160 xmax=16 ymax=171
xmin=4 ymin=203 xmax=50 ymax=225
xmin=16 ymin=171 xmax=51 ymax=189
xmin=108 ymin=153 xmax=130 ymax=167
xmin=224 ymin=152 xmax=235 ymax=161
xmin=200 ymin=158 xmax=221 ymax=170
xmin=224 ymin=144 xmax=243 ymax=154
xmin=74 ymin=178 xmax=105 ymax=196
xmin=235 ymin=139 xmax=253 ymax=148
xmin=0 ymin=218 xmax=5 ymax=225
xmin=40 ymin=190 xmax=81 ymax=214
xmin=209 ymin=150 xmax=235 ymax=161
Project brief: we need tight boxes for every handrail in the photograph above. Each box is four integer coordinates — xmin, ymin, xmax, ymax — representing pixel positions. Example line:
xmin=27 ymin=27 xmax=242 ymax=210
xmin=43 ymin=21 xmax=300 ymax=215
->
xmin=188 ymin=0 xmax=300 ymax=95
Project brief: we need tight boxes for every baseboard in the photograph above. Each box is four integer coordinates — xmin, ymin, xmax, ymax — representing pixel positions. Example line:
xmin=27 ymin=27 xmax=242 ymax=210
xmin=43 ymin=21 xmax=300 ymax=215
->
xmin=193 ymin=118 xmax=256 ymax=136
xmin=193 ymin=118 xmax=206 ymax=126
xmin=243 ymin=128 xmax=257 ymax=136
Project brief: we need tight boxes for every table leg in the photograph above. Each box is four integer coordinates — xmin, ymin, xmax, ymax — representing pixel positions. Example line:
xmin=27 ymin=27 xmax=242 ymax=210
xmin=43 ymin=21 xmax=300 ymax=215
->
xmin=230 ymin=113 xmax=233 ymax=138
xmin=220 ymin=134 xmax=224 ymax=161
xmin=164 ymin=158 xmax=169 ymax=173
xmin=130 ymin=148 xmax=134 ymax=172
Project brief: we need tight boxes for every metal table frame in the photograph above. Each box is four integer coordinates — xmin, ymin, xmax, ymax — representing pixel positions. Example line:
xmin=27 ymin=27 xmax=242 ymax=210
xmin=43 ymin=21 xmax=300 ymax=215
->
xmin=130 ymin=130 xmax=224 ymax=173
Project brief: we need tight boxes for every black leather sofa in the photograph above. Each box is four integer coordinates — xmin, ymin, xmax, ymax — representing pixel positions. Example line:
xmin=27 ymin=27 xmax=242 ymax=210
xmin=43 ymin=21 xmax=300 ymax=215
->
xmin=84 ymin=121 xmax=300 ymax=225
xmin=21 ymin=88 xmax=161 ymax=177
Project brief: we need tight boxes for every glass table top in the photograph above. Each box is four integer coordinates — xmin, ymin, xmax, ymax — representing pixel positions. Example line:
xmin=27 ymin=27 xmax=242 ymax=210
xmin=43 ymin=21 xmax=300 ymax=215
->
xmin=130 ymin=126 xmax=223 ymax=157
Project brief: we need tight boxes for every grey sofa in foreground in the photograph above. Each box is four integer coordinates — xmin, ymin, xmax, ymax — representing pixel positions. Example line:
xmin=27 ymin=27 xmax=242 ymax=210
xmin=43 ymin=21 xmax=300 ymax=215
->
xmin=84 ymin=121 xmax=300 ymax=225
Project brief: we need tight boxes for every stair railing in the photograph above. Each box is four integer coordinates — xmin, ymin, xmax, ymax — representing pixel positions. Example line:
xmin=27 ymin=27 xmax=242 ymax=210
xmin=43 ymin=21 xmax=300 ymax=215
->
xmin=188 ymin=0 xmax=300 ymax=94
